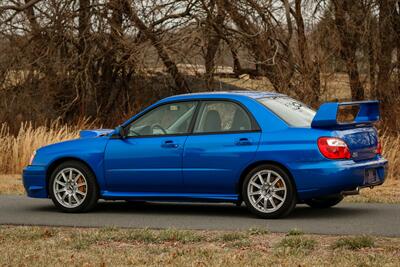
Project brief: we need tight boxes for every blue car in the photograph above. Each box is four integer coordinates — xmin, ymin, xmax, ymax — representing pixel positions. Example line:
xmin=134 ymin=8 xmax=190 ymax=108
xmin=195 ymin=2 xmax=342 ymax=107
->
xmin=23 ymin=91 xmax=388 ymax=218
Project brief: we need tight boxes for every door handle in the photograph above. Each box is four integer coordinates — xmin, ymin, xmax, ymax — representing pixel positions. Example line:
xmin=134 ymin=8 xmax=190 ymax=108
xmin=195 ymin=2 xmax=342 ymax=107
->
xmin=235 ymin=138 xmax=252 ymax=146
xmin=161 ymin=140 xmax=179 ymax=148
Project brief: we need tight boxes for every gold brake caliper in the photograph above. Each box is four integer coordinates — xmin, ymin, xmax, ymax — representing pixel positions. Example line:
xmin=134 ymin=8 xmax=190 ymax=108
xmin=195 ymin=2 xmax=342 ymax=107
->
xmin=275 ymin=179 xmax=284 ymax=188
xmin=77 ymin=176 xmax=86 ymax=193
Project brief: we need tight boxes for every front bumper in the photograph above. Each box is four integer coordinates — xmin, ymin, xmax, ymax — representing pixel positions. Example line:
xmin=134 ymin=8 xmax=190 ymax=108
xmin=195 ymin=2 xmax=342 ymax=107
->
xmin=291 ymin=157 xmax=388 ymax=200
xmin=22 ymin=165 xmax=48 ymax=198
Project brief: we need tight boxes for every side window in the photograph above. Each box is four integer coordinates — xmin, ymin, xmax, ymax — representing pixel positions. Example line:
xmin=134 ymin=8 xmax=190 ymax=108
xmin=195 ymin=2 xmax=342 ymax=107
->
xmin=193 ymin=101 xmax=253 ymax=133
xmin=126 ymin=101 xmax=197 ymax=137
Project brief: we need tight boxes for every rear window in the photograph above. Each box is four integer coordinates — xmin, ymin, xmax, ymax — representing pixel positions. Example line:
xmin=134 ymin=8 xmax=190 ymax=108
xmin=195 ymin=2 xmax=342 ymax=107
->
xmin=258 ymin=97 xmax=316 ymax=127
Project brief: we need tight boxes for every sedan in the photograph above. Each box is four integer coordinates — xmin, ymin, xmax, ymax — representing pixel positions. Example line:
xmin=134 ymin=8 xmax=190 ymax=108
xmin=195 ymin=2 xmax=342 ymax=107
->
xmin=23 ymin=91 xmax=388 ymax=218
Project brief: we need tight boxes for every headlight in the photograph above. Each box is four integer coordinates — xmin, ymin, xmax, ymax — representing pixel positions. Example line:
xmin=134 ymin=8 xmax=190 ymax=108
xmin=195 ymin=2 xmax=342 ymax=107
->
xmin=29 ymin=150 xmax=36 ymax=165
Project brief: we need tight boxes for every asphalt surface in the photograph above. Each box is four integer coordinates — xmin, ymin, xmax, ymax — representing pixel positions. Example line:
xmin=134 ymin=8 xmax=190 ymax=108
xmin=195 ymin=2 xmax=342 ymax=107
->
xmin=0 ymin=195 xmax=399 ymax=236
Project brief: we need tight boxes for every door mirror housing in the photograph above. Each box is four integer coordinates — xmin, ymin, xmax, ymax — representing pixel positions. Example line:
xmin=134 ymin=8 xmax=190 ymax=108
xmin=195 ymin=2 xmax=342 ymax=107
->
xmin=113 ymin=126 xmax=126 ymax=139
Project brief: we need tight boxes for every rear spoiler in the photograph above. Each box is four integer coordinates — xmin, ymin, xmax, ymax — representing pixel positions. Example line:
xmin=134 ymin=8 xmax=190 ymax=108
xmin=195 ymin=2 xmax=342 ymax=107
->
xmin=311 ymin=100 xmax=380 ymax=128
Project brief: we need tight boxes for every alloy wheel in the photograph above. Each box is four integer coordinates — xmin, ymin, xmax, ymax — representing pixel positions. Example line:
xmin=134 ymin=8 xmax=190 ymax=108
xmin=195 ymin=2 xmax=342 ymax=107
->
xmin=247 ymin=169 xmax=287 ymax=213
xmin=53 ymin=167 xmax=88 ymax=208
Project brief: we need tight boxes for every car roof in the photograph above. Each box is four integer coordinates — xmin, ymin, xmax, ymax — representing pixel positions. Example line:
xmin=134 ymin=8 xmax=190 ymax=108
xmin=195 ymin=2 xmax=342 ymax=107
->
xmin=161 ymin=90 xmax=284 ymax=102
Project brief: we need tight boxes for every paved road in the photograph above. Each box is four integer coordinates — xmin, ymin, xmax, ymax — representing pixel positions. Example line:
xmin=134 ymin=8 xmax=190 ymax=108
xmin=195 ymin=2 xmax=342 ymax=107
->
xmin=0 ymin=195 xmax=399 ymax=236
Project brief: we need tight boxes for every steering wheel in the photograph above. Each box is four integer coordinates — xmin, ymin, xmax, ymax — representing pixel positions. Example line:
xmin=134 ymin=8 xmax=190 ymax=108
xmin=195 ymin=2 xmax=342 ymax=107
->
xmin=151 ymin=124 xmax=167 ymax=134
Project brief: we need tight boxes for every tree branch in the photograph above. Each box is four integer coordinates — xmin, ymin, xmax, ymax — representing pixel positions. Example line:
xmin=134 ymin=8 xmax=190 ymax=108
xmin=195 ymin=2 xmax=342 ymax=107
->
xmin=0 ymin=0 xmax=42 ymax=12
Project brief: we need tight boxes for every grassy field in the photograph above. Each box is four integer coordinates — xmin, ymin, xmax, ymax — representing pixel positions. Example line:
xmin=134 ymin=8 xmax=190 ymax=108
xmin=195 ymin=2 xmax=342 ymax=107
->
xmin=0 ymin=175 xmax=21 ymax=195
xmin=0 ymin=226 xmax=399 ymax=266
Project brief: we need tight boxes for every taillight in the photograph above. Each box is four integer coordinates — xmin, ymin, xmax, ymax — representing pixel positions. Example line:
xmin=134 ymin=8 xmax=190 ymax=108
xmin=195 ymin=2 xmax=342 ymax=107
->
xmin=376 ymin=141 xmax=382 ymax=155
xmin=317 ymin=137 xmax=351 ymax=159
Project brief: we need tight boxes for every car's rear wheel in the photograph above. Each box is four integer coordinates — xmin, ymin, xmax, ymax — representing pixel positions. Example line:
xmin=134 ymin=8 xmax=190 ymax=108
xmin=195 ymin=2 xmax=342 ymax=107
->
xmin=49 ymin=161 xmax=98 ymax=212
xmin=243 ymin=164 xmax=296 ymax=219
xmin=304 ymin=195 xmax=344 ymax=209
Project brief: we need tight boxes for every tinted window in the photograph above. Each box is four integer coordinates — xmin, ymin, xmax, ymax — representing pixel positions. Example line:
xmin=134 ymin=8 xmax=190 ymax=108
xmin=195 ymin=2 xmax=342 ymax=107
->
xmin=258 ymin=97 xmax=316 ymax=127
xmin=126 ymin=102 xmax=197 ymax=136
xmin=194 ymin=101 xmax=253 ymax=133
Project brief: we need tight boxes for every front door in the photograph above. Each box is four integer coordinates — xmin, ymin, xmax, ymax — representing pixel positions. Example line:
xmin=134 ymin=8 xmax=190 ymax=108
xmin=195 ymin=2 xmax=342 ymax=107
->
xmin=104 ymin=101 xmax=198 ymax=193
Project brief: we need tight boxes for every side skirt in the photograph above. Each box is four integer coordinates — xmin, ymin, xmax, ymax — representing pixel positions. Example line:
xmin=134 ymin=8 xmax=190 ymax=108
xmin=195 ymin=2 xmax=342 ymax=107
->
xmin=101 ymin=191 xmax=239 ymax=203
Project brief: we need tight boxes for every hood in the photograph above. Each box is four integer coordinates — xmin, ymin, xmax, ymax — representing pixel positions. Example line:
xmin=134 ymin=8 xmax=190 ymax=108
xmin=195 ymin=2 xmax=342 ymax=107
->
xmin=79 ymin=129 xmax=114 ymax=138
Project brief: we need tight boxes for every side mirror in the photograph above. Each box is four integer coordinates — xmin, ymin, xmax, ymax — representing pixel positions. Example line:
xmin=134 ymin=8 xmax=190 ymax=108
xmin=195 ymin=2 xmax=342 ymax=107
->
xmin=113 ymin=126 xmax=126 ymax=139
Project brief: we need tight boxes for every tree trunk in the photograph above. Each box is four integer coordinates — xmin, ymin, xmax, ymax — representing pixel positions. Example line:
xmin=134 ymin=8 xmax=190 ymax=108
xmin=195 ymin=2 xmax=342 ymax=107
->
xmin=101 ymin=0 xmax=126 ymax=117
xmin=230 ymin=45 xmax=242 ymax=76
xmin=23 ymin=0 xmax=40 ymax=33
xmin=377 ymin=0 xmax=394 ymax=102
xmin=292 ymin=0 xmax=320 ymax=105
xmin=367 ymin=17 xmax=377 ymax=98
xmin=346 ymin=54 xmax=365 ymax=100
xmin=332 ymin=0 xmax=365 ymax=100
xmin=77 ymin=0 xmax=97 ymax=117
xmin=78 ymin=0 xmax=90 ymax=54
xmin=395 ymin=1 xmax=400 ymax=94
xmin=204 ymin=6 xmax=225 ymax=90
xmin=398 ymin=43 xmax=400 ymax=93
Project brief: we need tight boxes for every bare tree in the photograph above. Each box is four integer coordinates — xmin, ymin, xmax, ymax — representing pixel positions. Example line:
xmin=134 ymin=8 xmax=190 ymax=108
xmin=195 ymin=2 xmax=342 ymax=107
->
xmin=0 ymin=0 xmax=399 ymax=131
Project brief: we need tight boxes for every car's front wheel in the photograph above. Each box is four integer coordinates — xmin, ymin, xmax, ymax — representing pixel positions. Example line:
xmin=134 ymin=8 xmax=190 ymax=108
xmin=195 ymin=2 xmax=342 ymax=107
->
xmin=243 ymin=164 xmax=296 ymax=219
xmin=304 ymin=195 xmax=344 ymax=209
xmin=49 ymin=161 xmax=98 ymax=212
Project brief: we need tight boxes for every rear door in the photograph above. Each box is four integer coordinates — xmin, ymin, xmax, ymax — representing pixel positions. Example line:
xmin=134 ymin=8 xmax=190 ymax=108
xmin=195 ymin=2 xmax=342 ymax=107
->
xmin=182 ymin=100 xmax=261 ymax=194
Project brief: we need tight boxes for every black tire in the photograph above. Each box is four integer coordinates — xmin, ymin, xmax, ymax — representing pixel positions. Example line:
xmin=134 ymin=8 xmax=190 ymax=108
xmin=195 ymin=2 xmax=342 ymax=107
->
xmin=49 ymin=161 xmax=99 ymax=213
xmin=242 ymin=164 xmax=297 ymax=219
xmin=304 ymin=195 xmax=344 ymax=209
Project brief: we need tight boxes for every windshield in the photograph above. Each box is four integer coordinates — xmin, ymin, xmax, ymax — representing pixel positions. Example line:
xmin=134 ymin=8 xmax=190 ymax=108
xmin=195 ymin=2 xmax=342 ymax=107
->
xmin=258 ymin=96 xmax=316 ymax=127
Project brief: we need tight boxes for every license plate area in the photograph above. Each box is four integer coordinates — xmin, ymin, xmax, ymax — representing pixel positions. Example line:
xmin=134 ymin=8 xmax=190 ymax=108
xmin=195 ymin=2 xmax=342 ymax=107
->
xmin=364 ymin=168 xmax=378 ymax=184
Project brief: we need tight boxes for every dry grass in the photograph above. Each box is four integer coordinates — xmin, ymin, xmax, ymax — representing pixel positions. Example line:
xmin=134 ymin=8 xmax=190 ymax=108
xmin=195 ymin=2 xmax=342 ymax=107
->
xmin=0 ymin=120 xmax=92 ymax=174
xmin=0 ymin=175 xmax=23 ymax=195
xmin=380 ymin=133 xmax=400 ymax=180
xmin=0 ymin=226 xmax=399 ymax=266
xmin=346 ymin=179 xmax=400 ymax=204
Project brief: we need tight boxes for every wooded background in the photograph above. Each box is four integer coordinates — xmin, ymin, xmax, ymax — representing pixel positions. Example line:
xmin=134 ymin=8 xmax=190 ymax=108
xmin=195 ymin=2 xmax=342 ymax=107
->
xmin=0 ymin=0 xmax=399 ymax=132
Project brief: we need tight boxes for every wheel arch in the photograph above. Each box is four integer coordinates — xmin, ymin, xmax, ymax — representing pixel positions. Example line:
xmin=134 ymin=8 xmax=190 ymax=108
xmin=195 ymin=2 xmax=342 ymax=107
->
xmin=46 ymin=157 xmax=98 ymax=194
xmin=237 ymin=160 xmax=298 ymax=200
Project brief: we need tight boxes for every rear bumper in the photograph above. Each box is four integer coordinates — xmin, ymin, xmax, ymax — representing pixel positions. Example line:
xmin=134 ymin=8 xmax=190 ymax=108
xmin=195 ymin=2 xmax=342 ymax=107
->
xmin=22 ymin=165 xmax=48 ymax=198
xmin=291 ymin=157 xmax=388 ymax=200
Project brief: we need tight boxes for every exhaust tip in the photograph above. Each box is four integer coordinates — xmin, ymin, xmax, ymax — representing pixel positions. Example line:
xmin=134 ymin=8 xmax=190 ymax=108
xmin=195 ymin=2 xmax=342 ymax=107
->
xmin=341 ymin=187 xmax=360 ymax=196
